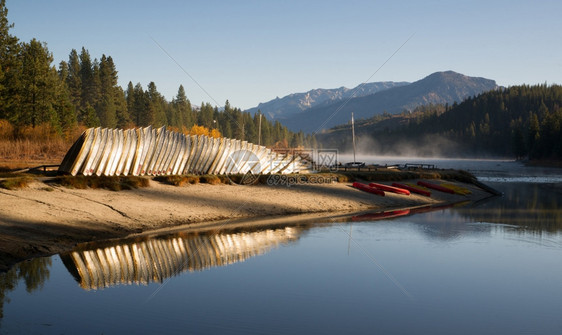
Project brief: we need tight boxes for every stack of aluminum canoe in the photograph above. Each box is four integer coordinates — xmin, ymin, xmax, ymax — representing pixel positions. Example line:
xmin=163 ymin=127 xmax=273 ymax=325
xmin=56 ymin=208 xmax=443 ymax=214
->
xmin=62 ymin=227 xmax=301 ymax=290
xmin=58 ymin=126 xmax=312 ymax=176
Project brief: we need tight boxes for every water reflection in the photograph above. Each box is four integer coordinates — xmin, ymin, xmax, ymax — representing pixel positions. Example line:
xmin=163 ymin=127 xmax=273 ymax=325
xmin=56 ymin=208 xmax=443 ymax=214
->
xmin=0 ymin=258 xmax=51 ymax=324
xmin=453 ymin=182 xmax=562 ymax=232
xmin=60 ymin=226 xmax=304 ymax=290
xmin=351 ymin=181 xmax=562 ymax=235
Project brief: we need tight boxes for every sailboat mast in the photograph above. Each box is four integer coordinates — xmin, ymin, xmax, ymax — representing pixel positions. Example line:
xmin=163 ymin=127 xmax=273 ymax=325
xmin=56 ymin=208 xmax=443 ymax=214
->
xmin=352 ymin=112 xmax=357 ymax=163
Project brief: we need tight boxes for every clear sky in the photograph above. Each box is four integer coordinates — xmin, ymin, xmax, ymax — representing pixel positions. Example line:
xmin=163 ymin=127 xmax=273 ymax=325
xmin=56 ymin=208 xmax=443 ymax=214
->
xmin=6 ymin=0 xmax=562 ymax=110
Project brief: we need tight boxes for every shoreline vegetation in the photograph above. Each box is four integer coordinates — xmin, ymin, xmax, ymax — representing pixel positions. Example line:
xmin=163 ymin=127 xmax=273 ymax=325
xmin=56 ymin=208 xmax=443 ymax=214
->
xmin=0 ymin=167 xmax=498 ymax=272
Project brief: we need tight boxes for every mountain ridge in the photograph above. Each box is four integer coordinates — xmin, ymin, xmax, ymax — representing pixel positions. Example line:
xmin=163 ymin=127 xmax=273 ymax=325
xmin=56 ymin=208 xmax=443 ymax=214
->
xmin=251 ymin=71 xmax=498 ymax=133
xmin=245 ymin=81 xmax=409 ymax=120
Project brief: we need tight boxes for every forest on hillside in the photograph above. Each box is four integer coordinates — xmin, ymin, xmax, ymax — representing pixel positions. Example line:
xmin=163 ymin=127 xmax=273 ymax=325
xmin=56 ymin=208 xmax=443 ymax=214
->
xmin=320 ymin=84 xmax=562 ymax=161
xmin=0 ymin=1 xmax=315 ymax=150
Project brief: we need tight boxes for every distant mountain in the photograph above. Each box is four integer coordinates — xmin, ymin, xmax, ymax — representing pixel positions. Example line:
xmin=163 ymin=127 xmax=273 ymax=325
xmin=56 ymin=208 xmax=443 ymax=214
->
xmin=282 ymin=71 xmax=498 ymax=133
xmin=245 ymin=81 xmax=408 ymax=120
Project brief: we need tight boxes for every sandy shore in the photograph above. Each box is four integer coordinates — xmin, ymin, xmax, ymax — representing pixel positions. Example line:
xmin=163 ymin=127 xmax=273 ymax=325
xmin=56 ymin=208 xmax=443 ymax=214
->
xmin=0 ymin=178 xmax=494 ymax=271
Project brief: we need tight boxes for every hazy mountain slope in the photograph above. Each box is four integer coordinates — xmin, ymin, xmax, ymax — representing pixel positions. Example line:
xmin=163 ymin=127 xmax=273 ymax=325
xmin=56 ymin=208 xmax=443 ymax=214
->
xmin=282 ymin=71 xmax=498 ymax=133
xmin=317 ymin=83 xmax=562 ymax=160
xmin=245 ymin=81 xmax=408 ymax=119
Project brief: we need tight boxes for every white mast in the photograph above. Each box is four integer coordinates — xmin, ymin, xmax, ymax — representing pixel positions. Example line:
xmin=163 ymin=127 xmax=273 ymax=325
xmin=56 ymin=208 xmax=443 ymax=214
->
xmin=352 ymin=112 xmax=357 ymax=163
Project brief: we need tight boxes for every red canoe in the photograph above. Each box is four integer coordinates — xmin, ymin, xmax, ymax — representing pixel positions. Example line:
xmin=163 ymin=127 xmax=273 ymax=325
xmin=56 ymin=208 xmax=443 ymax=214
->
xmin=392 ymin=182 xmax=431 ymax=197
xmin=369 ymin=182 xmax=410 ymax=195
xmin=417 ymin=181 xmax=455 ymax=194
xmin=352 ymin=182 xmax=385 ymax=196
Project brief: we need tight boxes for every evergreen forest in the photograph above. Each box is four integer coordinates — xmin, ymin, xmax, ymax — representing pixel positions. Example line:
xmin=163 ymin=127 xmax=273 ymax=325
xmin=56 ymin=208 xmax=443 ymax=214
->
xmin=320 ymin=84 xmax=562 ymax=161
xmin=0 ymin=0 xmax=315 ymax=155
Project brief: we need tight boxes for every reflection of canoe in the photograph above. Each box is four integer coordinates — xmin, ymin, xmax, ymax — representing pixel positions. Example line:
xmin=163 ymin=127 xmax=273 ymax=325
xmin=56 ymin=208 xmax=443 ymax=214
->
xmin=417 ymin=181 xmax=455 ymax=194
xmin=409 ymin=200 xmax=470 ymax=214
xmin=392 ymin=183 xmax=431 ymax=197
xmin=352 ymin=209 xmax=410 ymax=221
xmin=352 ymin=182 xmax=385 ymax=196
xmin=61 ymin=226 xmax=303 ymax=290
xmin=369 ymin=182 xmax=410 ymax=195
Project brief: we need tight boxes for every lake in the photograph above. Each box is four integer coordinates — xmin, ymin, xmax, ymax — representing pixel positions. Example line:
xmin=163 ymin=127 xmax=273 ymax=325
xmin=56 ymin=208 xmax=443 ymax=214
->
xmin=1 ymin=159 xmax=562 ymax=334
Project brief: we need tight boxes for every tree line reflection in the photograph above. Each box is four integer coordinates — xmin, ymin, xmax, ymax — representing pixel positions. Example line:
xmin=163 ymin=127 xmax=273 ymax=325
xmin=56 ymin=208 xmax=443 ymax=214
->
xmin=452 ymin=183 xmax=562 ymax=233
xmin=0 ymin=258 xmax=51 ymax=326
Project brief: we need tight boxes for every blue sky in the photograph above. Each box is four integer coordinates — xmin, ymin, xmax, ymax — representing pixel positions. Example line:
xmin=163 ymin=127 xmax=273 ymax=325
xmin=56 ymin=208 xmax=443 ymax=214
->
xmin=6 ymin=0 xmax=562 ymax=109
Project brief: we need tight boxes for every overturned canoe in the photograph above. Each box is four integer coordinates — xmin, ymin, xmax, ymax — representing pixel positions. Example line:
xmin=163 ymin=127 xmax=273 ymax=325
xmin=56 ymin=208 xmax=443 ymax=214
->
xmin=392 ymin=182 xmax=431 ymax=197
xmin=417 ymin=181 xmax=455 ymax=194
xmin=352 ymin=182 xmax=385 ymax=196
xmin=369 ymin=182 xmax=410 ymax=195
xmin=440 ymin=183 xmax=472 ymax=195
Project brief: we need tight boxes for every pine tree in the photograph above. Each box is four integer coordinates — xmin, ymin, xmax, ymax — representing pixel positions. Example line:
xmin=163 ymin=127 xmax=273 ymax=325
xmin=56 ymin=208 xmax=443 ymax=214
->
xmin=174 ymin=85 xmax=192 ymax=128
xmin=166 ymin=103 xmax=179 ymax=128
xmin=0 ymin=0 xmax=21 ymax=122
xmin=232 ymin=108 xmax=244 ymax=140
xmin=56 ymin=60 xmax=77 ymax=133
xmin=261 ymin=116 xmax=272 ymax=145
xmin=79 ymin=47 xmax=101 ymax=110
xmin=132 ymin=82 xmax=146 ymax=126
xmin=66 ymin=49 xmax=81 ymax=111
xmin=243 ymin=112 xmax=256 ymax=142
xmin=125 ymin=81 xmax=135 ymax=125
xmin=527 ymin=112 xmax=540 ymax=158
xmin=198 ymin=102 xmax=214 ymax=129
xmin=146 ymin=81 xmax=166 ymax=126
xmin=96 ymin=54 xmax=118 ymax=127
xmin=17 ymin=39 xmax=59 ymax=129
xmin=80 ymin=103 xmax=100 ymax=127
xmin=114 ymin=86 xmax=131 ymax=128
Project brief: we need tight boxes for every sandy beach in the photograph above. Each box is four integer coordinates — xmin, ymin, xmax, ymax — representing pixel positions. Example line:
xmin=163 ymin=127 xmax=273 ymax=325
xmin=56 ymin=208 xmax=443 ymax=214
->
xmin=0 ymin=178 xmax=494 ymax=271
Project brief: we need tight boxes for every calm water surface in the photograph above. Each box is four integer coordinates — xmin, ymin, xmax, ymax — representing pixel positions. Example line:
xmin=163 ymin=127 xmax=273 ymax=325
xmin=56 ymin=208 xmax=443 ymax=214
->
xmin=1 ymin=159 xmax=562 ymax=334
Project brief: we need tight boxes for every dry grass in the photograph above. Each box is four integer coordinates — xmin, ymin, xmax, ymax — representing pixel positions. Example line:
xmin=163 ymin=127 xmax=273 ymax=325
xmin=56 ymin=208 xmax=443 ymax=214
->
xmin=49 ymin=176 xmax=150 ymax=191
xmin=200 ymin=174 xmax=222 ymax=185
xmin=0 ymin=120 xmax=84 ymax=168
xmin=0 ymin=176 xmax=33 ymax=190
xmin=153 ymin=175 xmax=201 ymax=186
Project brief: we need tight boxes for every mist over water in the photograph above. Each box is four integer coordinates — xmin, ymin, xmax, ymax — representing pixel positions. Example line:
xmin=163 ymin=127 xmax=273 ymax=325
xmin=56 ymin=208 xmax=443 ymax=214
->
xmin=351 ymin=134 xmax=461 ymax=158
